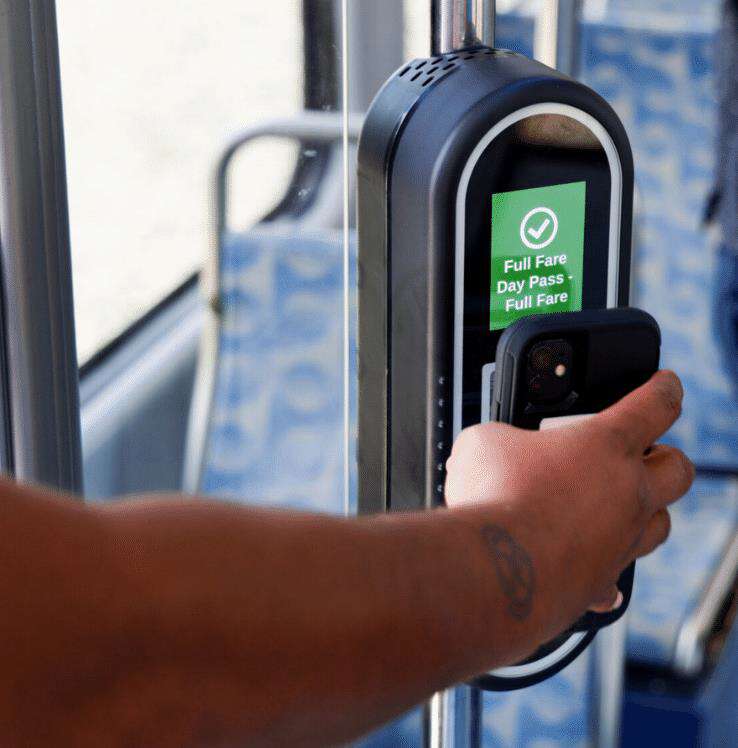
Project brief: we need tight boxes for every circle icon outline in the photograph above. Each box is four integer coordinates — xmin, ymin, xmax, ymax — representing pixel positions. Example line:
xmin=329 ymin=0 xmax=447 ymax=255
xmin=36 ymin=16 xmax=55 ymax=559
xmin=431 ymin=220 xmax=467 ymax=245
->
xmin=520 ymin=206 xmax=559 ymax=250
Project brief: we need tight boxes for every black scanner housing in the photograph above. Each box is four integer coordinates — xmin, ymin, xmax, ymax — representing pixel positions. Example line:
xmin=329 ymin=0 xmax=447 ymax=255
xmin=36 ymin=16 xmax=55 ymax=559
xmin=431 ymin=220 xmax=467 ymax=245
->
xmin=357 ymin=48 xmax=635 ymax=690
xmin=358 ymin=48 xmax=634 ymax=516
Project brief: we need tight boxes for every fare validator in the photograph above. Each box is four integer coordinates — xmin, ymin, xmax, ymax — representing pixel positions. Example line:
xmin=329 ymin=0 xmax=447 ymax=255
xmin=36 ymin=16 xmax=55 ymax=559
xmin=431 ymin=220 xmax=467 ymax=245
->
xmin=357 ymin=47 xmax=634 ymax=689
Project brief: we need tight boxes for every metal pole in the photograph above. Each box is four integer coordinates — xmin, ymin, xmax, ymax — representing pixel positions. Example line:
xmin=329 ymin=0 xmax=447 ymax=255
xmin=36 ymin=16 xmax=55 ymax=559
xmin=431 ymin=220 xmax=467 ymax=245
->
xmin=555 ymin=0 xmax=583 ymax=76
xmin=592 ymin=618 xmax=629 ymax=748
xmin=0 ymin=0 xmax=83 ymax=493
xmin=429 ymin=4 xmax=497 ymax=746
xmin=431 ymin=0 xmax=495 ymax=55
xmin=534 ymin=0 xmax=583 ymax=76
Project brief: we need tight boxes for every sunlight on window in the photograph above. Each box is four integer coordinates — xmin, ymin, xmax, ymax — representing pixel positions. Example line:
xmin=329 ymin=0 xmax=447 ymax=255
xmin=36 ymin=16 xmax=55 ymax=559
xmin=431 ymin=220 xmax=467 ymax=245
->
xmin=58 ymin=1 xmax=302 ymax=362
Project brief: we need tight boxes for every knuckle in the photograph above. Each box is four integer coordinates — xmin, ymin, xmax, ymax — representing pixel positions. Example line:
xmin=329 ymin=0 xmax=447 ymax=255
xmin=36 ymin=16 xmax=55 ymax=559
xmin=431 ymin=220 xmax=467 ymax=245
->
xmin=656 ymin=510 xmax=672 ymax=544
xmin=450 ymin=425 xmax=487 ymax=464
xmin=657 ymin=378 xmax=683 ymax=420
xmin=635 ymin=476 xmax=652 ymax=516
xmin=602 ymin=419 xmax=632 ymax=452
xmin=664 ymin=447 xmax=695 ymax=489
xmin=679 ymin=451 xmax=697 ymax=486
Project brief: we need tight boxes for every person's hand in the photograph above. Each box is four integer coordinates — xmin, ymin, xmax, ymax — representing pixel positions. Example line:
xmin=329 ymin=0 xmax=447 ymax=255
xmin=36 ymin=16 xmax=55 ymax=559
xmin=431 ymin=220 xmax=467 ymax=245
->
xmin=444 ymin=370 xmax=695 ymax=637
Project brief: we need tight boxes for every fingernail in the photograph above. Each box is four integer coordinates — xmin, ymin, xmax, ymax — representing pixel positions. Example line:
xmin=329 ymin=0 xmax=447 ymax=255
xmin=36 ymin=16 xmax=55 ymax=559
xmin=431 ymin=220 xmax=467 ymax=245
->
xmin=611 ymin=591 xmax=624 ymax=611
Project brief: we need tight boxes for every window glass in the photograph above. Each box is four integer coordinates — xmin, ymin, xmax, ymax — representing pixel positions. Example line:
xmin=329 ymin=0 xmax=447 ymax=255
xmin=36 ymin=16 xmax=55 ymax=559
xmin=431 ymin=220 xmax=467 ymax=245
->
xmin=58 ymin=1 xmax=303 ymax=362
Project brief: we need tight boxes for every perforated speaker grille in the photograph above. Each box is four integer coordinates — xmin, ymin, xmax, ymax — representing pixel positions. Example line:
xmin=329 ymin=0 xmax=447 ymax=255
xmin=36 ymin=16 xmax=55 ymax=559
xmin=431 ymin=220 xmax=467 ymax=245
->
xmin=396 ymin=47 xmax=514 ymax=90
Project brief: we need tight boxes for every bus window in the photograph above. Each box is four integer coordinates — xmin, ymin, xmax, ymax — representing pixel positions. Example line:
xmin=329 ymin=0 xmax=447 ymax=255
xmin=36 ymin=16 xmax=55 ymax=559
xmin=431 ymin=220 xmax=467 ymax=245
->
xmin=57 ymin=1 xmax=305 ymax=363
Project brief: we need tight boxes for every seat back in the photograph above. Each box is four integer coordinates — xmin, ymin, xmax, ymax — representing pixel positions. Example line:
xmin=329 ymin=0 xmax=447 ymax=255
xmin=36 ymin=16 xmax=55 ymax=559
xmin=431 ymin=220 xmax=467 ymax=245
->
xmin=198 ymin=227 xmax=351 ymax=513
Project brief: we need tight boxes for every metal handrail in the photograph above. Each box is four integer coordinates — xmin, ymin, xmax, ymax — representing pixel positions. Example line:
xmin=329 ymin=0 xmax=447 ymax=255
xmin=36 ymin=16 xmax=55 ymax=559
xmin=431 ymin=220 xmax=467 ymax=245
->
xmin=674 ymin=477 xmax=738 ymax=677
xmin=184 ymin=111 xmax=362 ymax=494
xmin=205 ymin=111 xmax=362 ymax=311
xmin=428 ymin=3 xmax=498 ymax=743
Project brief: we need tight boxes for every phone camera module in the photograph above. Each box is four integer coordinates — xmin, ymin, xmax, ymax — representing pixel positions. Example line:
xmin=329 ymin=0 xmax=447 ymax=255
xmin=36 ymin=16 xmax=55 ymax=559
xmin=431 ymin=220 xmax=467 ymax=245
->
xmin=527 ymin=339 xmax=573 ymax=403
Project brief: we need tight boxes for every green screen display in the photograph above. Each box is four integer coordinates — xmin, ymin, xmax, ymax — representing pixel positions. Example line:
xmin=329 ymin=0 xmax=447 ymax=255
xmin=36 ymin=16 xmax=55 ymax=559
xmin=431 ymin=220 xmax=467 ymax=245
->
xmin=490 ymin=181 xmax=586 ymax=331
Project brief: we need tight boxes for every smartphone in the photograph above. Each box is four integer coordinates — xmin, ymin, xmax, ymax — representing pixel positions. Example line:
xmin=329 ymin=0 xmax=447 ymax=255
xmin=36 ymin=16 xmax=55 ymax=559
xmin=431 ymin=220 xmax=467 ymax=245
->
xmin=493 ymin=307 xmax=661 ymax=629
xmin=469 ymin=309 xmax=661 ymax=691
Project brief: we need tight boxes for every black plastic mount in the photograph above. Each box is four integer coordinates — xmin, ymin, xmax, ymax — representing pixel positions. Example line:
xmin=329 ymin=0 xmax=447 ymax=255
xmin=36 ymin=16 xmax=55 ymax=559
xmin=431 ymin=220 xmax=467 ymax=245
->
xmin=356 ymin=48 xmax=634 ymax=690
xmin=358 ymin=47 xmax=633 ymax=514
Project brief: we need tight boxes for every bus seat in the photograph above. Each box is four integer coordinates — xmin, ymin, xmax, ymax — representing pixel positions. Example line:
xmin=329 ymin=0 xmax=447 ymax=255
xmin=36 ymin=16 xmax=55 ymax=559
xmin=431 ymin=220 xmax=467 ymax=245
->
xmin=194 ymin=226 xmax=353 ymax=513
xmin=579 ymin=6 xmax=738 ymax=468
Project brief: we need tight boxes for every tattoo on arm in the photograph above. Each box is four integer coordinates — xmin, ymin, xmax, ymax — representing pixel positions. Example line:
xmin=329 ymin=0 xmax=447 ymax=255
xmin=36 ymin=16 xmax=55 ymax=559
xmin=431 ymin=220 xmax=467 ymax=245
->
xmin=481 ymin=525 xmax=535 ymax=620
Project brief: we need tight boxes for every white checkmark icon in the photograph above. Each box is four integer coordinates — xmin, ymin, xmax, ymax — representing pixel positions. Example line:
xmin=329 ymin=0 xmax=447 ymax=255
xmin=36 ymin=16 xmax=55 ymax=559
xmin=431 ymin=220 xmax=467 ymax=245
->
xmin=520 ymin=207 xmax=559 ymax=250
xmin=527 ymin=218 xmax=551 ymax=240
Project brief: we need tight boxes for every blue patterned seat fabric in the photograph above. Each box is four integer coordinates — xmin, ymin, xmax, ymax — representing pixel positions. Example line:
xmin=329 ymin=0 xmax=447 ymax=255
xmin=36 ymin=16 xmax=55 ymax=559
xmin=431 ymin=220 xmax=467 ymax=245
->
xmin=628 ymin=476 xmax=737 ymax=667
xmin=576 ymin=1 xmax=738 ymax=672
xmin=482 ymin=652 xmax=594 ymax=746
xmin=197 ymin=1 xmax=736 ymax=744
xmin=580 ymin=4 xmax=738 ymax=467
xmin=202 ymin=227 xmax=350 ymax=513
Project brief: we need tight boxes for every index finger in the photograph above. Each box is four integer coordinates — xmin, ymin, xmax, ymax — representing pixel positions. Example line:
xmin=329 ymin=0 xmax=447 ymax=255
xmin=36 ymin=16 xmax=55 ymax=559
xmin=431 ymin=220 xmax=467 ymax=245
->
xmin=594 ymin=371 xmax=684 ymax=454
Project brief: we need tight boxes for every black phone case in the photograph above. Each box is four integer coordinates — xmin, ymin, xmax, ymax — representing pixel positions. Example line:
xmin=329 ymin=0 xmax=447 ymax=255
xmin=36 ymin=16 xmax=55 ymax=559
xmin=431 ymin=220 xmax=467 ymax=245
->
xmin=473 ymin=308 xmax=660 ymax=691
xmin=493 ymin=308 xmax=661 ymax=429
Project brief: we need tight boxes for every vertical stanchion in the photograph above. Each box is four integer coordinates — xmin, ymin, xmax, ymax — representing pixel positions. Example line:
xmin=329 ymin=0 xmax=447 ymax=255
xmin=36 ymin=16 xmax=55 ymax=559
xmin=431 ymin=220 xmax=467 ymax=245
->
xmin=0 ymin=0 xmax=83 ymax=493
xmin=342 ymin=0 xmax=351 ymax=518
xmin=429 ymin=5 xmax=496 ymax=746
xmin=592 ymin=617 xmax=629 ymax=748
xmin=535 ymin=0 xmax=584 ymax=76
xmin=431 ymin=0 xmax=496 ymax=55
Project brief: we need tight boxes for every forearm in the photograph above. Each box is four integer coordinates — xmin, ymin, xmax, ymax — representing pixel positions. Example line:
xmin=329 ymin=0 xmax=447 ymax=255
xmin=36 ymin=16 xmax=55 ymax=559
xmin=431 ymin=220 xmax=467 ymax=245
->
xmin=0 ymin=482 xmax=569 ymax=747
xmin=0 ymin=372 xmax=690 ymax=747
xmin=82 ymin=499 xmax=567 ymax=747
xmin=90 ymin=502 xmax=483 ymax=746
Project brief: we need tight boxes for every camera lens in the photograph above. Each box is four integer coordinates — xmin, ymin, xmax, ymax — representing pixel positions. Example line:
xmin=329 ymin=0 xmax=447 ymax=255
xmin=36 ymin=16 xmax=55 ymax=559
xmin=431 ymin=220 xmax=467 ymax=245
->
xmin=529 ymin=345 xmax=556 ymax=373
xmin=527 ymin=339 xmax=573 ymax=403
